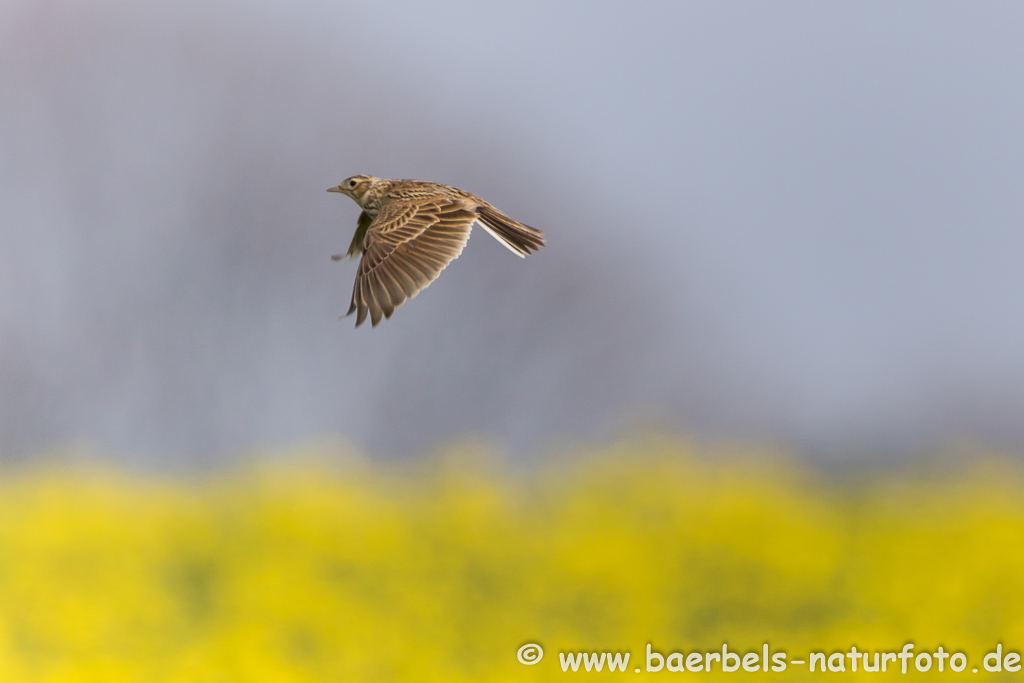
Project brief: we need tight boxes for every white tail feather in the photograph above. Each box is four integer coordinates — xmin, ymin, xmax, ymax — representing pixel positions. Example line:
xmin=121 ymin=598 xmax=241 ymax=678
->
xmin=475 ymin=220 xmax=527 ymax=257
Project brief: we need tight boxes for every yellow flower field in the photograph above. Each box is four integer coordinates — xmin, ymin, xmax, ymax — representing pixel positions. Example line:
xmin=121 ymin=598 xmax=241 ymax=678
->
xmin=0 ymin=437 xmax=1022 ymax=681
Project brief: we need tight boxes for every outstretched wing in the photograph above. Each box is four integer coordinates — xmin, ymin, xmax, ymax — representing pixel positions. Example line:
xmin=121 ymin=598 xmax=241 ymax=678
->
xmin=348 ymin=197 xmax=477 ymax=327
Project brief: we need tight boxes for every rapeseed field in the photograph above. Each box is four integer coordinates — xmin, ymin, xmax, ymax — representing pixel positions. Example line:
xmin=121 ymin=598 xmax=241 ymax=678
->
xmin=0 ymin=437 xmax=1022 ymax=681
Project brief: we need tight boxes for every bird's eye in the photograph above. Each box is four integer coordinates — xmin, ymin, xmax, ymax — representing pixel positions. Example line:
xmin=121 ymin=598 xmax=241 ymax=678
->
xmin=349 ymin=179 xmax=358 ymax=187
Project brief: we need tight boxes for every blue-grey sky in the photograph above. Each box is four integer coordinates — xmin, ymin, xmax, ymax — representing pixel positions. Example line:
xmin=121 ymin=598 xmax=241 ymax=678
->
xmin=2 ymin=1 xmax=1023 ymax=463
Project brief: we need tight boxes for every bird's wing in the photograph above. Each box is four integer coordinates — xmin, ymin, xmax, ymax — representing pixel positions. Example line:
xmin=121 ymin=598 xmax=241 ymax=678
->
xmin=348 ymin=197 xmax=476 ymax=327
xmin=346 ymin=211 xmax=374 ymax=258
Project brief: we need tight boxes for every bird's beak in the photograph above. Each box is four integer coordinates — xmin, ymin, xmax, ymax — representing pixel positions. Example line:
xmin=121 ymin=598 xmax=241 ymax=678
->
xmin=327 ymin=185 xmax=344 ymax=193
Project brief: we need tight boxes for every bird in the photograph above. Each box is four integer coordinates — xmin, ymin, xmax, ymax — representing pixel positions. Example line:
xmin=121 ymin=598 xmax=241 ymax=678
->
xmin=327 ymin=175 xmax=545 ymax=327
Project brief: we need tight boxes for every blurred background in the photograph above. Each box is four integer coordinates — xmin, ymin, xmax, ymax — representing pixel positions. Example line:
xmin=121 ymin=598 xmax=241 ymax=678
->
xmin=2 ymin=1 xmax=1024 ymax=680
xmin=3 ymin=0 xmax=1024 ymax=464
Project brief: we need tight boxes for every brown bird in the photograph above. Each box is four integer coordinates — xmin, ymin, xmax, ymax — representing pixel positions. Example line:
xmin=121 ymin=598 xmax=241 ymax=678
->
xmin=328 ymin=175 xmax=545 ymax=327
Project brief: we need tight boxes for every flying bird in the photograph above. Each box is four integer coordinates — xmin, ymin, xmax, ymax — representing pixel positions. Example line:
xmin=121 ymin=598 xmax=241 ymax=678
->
xmin=328 ymin=175 xmax=545 ymax=327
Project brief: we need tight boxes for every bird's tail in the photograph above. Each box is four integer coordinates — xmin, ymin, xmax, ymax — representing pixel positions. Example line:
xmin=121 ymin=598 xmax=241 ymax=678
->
xmin=476 ymin=205 xmax=545 ymax=257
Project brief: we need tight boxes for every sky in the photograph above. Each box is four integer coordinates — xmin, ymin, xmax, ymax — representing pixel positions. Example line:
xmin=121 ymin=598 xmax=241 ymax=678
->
xmin=2 ymin=0 xmax=1023 ymax=464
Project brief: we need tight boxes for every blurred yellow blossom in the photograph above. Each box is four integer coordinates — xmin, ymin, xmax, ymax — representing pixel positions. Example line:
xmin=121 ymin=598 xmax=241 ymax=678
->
xmin=0 ymin=437 xmax=1021 ymax=681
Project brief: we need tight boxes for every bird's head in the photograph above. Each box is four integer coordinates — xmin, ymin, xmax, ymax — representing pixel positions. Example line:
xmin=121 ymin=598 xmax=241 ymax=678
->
xmin=328 ymin=174 xmax=377 ymax=207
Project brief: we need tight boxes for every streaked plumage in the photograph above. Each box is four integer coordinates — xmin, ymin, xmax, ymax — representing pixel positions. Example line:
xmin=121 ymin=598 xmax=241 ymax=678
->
xmin=327 ymin=175 xmax=545 ymax=327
